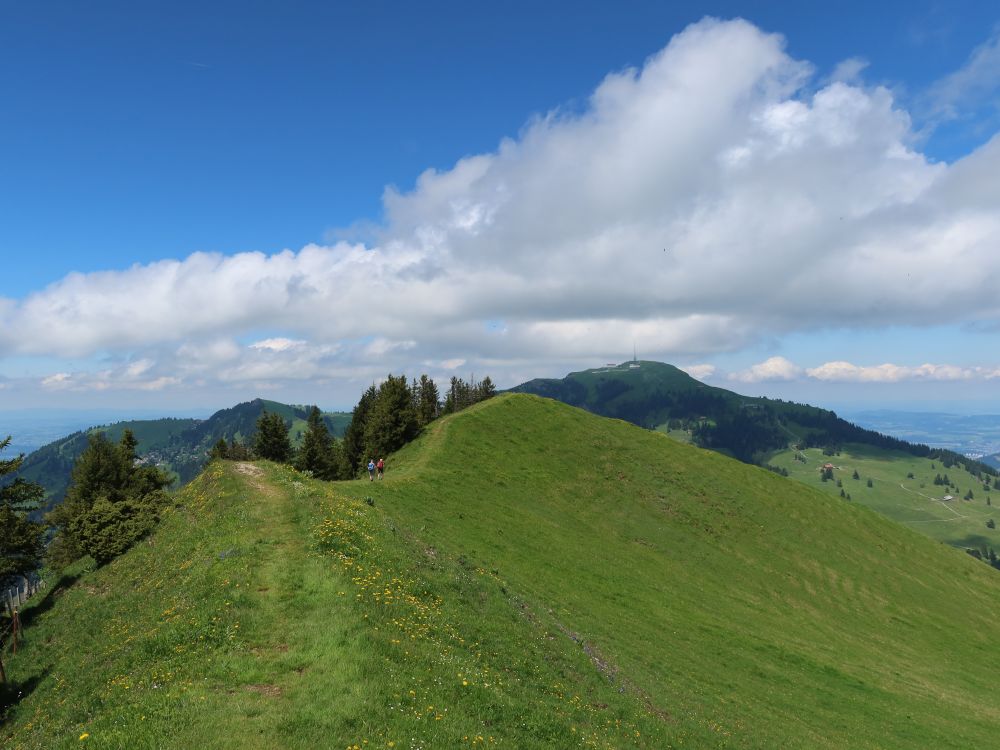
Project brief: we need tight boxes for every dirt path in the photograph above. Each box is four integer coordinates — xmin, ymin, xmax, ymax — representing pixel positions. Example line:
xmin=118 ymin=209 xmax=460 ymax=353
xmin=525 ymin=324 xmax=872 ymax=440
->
xmin=225 ymin=461 xmax=366 ymax=741
xmin=897 ymin=482 xmax=967 ymax=521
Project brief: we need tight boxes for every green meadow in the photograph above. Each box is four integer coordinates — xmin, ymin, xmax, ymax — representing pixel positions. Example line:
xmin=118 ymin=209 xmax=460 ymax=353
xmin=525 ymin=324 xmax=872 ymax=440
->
xmin=767 ymin=444 xmax=1000 ymax=551
xmin=5 ymin=394 xmax=1000 ymax=748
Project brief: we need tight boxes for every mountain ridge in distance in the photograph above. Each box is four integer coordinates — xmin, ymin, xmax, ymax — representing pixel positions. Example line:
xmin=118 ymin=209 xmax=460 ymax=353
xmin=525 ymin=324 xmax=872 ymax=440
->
xmin=6 ymin=397 xmax=350 ymax=513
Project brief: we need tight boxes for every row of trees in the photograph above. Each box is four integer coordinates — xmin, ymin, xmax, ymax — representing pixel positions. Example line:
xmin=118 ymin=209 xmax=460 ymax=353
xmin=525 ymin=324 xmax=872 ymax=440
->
xmin=341 ymin=374 xmax=494 ymax=476
xmin=214 ymin=373 xmax=496 ymax=481
xmin=1 ymin=373 xmax=495 ymax=576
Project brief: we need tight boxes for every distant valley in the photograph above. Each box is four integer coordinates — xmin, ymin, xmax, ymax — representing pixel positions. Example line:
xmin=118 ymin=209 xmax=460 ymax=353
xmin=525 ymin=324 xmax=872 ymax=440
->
xmin=839 ymin=409 xmax=1000 ymax=459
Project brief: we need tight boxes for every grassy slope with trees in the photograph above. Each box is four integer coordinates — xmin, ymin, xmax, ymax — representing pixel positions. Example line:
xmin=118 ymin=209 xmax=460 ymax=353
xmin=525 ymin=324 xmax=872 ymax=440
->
xmin=766 ymin=443 xmax=1000 ymax=555
xmin=5 ymin=395 xmax=1000 ymax=748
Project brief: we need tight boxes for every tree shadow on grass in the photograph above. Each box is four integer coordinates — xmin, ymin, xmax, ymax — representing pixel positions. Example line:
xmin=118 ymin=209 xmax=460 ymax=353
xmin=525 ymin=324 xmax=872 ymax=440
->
xmin=0 ymin=665 xmax=51 ymax=722
xmin=18 ymin=570 xmax=83 ymax=629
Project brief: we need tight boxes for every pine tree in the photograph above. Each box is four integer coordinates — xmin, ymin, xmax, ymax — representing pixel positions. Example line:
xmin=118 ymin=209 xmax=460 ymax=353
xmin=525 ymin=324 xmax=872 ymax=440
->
xmin=209 ymin=438 xmax=229 ymax=460
xmin=254 ymin=411 xmax=293 ymax=463
xmin=364 ymin=374 xmax=419 ymax=459
xmin=343 ymin=385 xmax=377 ymax=476
xmin=227 ymin=438 xmax=252 ymax=460
xmin=295 ymin=406 xmax=337 ymax=479
xmin=0 ymin=436 xmax=46 ymax=581
xmin=416 ymin=374 xmax=440 ymax=426
xmin=47 ymin=430 xmax=170 ymax=567
xmin=477 ymin=375 xmax=497 ymax=400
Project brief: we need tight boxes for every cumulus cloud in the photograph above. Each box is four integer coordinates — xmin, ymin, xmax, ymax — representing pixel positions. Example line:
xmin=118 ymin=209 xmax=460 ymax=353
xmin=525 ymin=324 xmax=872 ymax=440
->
xmin=721 ymin=358 xmax=1000 ymax=384
xmin=729 ymin=356 xmax=802 ymax=383
xmin=3 ymin=18 xmax=1000 ymax=397
xmin=804 ymin=361 xmax=1000 ymax=383
xmin=681 ymin=364 xmax=716 ymax=380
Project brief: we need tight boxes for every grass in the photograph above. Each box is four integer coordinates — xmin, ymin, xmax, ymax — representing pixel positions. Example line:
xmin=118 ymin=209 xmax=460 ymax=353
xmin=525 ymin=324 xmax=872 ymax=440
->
xmin=766 ymin=443 xmax=1000 ymax=551
xmin=5 ymin=394 xmax=1000 ymax=748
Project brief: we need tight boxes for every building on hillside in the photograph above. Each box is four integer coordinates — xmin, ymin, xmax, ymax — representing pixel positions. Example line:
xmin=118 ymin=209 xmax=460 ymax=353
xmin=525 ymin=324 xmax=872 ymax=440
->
xmin=942 ymin=494 xmax=954 ymax=502
xmin=821 ymin=463 xmax=835 ymax=471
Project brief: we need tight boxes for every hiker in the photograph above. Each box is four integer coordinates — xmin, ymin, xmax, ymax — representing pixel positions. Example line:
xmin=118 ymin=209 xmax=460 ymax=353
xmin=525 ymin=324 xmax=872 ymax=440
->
xmin=376 ymin=457 xmax=385 ymax=480
xmin=367 ymin=458 xmax=376 ymax=481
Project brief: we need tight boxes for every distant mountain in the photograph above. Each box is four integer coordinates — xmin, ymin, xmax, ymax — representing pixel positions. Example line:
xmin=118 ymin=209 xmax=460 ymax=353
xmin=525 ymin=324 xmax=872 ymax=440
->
xmin=6 ymin=398 xmax=350 ymax=514
xmin=510 ymin=361 xmax=996 ymax=474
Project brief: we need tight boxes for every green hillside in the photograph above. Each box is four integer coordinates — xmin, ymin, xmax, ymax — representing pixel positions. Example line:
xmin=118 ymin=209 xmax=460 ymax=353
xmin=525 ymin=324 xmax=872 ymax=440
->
xmin=5 ymin=395 xmax=1000 ymax=748
xmin=8 ymin=399 xmax=351 ymax=513
xmin=767 ymin=443 xmax=1000 ymax=554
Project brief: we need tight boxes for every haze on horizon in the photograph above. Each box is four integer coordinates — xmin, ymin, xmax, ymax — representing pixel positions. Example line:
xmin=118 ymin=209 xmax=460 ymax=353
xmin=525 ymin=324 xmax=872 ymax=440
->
xmin=3 ymin=1 xmax=1000 ymax=414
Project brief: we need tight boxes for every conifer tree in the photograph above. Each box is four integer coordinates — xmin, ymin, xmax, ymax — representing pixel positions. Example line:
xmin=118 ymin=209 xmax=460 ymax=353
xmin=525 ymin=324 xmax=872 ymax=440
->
xmin=0 ymin=436 xmax=46 ymax=581
xmin=477 ymin=375 xmax=497 ymax=400
xmin=295 ymin=406 xmax=337 ymax=479
xmin=227 ymin=438 xmax=252 ymax=460
xmin=209 ymin=438 xmax=229 ymax=460
xmin=364 ymin=374 xmax=419 ymax=459
xmin=416 ymin=374 xmax=440 ymax=426
xmin=343 ymin=385 xmax=377 ymax=476
xmin=254 ymin=411 xmax=293 ymax=463
xmin=47 ymin=430 xmax=170 ymax=566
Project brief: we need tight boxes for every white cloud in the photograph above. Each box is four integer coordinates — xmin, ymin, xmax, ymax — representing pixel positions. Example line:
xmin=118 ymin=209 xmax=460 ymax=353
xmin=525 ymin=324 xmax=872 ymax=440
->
xmin=721 ymin=358 xmax=1000 ymax=385
xmin=805 ymin=361 xmax=989 ymax=383
xmin=41 ymin=373 xmax=72 ymax=389
xmin=926 ymin=29 xmax=1000 ymax=123
xmin=730 ymin=356 xmax=802 ymax=383
xmin=829 ymin=57 xmax=869 ymax=85
xmin=681 ymin=364 xmax=716 ymax=380
xmin=3 ymin=18 xmax=1000 ymax=399
xmin=250 ymin=338 xmax=306 ymax=352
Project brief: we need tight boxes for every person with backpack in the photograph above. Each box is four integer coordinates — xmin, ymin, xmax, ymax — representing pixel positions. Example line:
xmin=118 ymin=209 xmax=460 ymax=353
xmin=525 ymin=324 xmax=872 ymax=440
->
xmin=367 ymin=458 xmax=376 ymax=481
xmin=376 ymin=457 xmax=385 ymax=480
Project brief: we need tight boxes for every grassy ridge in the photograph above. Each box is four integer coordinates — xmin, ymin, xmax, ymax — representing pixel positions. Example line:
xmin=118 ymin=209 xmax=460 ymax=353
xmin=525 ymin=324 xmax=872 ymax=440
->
xmin=371 ymin=395 xmax=1000 ymax=747
xmin=5 ymin=394 xmax=1000 ymax=748
xmin=3 ymin=463 xmax=668 ymax=747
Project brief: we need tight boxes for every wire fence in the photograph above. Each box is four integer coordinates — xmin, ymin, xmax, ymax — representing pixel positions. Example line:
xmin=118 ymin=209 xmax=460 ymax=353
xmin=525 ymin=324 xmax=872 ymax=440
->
xmin=1 ymin=577 xmax=43 ymax=683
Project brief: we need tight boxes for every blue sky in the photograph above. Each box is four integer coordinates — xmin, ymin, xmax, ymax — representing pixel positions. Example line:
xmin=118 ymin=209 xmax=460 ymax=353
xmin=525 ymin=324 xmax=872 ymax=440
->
xmin=2 ymin=0 xmax=1000 ymax=413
